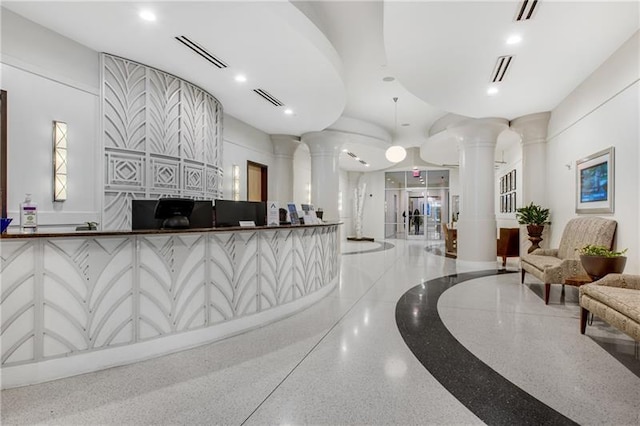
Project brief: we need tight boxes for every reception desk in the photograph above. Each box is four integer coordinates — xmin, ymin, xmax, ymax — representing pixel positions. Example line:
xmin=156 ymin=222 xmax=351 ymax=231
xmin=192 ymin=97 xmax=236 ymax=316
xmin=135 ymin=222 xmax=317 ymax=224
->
xmin=0 ymin=223 xmax=340 ymax=388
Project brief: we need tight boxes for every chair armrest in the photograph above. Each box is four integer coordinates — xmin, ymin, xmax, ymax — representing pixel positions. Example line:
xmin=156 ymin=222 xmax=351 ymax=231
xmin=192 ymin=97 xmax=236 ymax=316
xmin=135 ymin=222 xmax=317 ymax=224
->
xmin=531 ymin=248 xmax=559 ymax=257
xmin=592 ymin=274 xmax=640 ymax=290
xmin=543 ymin=259 xmax=585 ymax=284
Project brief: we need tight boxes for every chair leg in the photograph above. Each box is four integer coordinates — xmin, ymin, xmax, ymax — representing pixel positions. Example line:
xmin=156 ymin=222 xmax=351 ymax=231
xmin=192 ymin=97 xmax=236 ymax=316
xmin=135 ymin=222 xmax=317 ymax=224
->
xmin=580 ymin=307 xmax=588 ymax=334
xmin=521 ymin=268 xmax=525 ymax=283
xmin=544 ymin=283 xmax=551 ymax=305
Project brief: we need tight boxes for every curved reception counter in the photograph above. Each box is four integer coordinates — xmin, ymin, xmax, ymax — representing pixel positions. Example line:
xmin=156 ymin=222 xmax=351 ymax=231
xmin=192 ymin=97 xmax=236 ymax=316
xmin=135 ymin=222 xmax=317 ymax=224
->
xmin=0 ymin=223 xmax=340 ymax=389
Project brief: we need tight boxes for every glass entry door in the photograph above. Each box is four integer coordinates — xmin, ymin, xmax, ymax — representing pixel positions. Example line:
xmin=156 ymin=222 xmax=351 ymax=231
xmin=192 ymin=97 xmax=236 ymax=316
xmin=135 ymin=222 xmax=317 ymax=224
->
xmin=406 ymin=191 xmax=426 ymax=239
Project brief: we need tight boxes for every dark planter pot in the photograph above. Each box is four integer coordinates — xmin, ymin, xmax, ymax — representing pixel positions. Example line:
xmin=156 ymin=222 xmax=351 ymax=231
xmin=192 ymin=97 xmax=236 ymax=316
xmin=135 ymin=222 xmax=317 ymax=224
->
xmin=526 ymin=224 xmax=545 ymax=253
xmin=580 ymin=255 xmax=627 ymax=281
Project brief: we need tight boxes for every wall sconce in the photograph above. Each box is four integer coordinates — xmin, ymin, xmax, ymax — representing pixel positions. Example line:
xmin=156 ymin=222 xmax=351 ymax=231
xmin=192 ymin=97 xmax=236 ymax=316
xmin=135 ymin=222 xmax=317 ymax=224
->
xmin=53 ymin=121 xmax=67 ymax=201
xmin=232 ymin=164 xmax=240 ymax=201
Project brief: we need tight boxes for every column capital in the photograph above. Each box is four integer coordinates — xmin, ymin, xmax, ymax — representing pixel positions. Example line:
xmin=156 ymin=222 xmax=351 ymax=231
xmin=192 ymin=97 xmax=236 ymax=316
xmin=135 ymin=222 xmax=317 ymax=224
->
xmin=271 ymin=135 xmax=301 ymax=157
xmin=302 ymin=130 xmax=348 ymax=156
xmin=510 ymin=112 xmax=551 ymax=145
xmin=447 ymin=117 xmax=508 ymax=148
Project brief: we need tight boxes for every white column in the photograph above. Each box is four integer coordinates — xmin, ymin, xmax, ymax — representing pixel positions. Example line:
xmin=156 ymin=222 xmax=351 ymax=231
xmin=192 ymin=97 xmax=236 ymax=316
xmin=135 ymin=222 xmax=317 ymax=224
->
xmin=449 ymin=118 xmax=508 ymax=263
xmin=510 ymin=112 xmax=550 ymax=206
xmin=301 ymin=131 xmax=346 ymax=221
xmin=270 ymin=135 xmax=301 ymax=204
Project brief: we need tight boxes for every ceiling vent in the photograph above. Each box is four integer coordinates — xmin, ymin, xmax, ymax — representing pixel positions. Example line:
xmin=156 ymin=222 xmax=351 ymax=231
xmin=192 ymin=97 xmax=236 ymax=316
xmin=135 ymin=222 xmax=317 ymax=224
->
xmin=515 ymin=0 xmax=539 ymax=21
xmin=175 ymin=36 xmax=228 ymax=68
xmin=347 ymin=152 xmax=358 ymax=158
xmin=491 ymin=55 xmax=514 ymax=83
xmin=358 ymin=160 xmax=368 ymax=165
xmin=253 ymin=89 xmax=284 ymax=107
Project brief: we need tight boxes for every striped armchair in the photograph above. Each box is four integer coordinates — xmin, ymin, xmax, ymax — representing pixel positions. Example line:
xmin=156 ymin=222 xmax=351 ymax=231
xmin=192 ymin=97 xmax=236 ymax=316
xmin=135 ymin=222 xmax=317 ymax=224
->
xmin=520 ymin=217 xmax=617 ymax=304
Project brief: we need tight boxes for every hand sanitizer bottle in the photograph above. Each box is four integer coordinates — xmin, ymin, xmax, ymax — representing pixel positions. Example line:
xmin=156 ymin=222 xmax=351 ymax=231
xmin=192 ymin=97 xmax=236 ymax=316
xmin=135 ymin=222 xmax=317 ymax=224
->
xmin=20 ymin=193 xmax=38 ymax=233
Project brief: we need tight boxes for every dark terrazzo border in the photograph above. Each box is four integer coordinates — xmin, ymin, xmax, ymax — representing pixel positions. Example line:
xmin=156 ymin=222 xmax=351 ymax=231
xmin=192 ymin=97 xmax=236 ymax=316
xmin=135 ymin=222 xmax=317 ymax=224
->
xmin=342 ymin=241 xmax=395 ymax=256
xmin=396 ymin=270 xmax=578 ymax=426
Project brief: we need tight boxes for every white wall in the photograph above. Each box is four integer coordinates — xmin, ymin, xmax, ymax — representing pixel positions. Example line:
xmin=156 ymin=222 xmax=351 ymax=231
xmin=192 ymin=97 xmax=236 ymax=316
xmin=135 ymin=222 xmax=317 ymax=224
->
xmin=221 ymin=114 xmax=275 ymax=202
xmin=547 ymin=31 xmax=639 ymax=273
xmin=495 ymin=142 xmax=522 ymax=231
xmin=2 ymin=9 xmax=100 ymax=231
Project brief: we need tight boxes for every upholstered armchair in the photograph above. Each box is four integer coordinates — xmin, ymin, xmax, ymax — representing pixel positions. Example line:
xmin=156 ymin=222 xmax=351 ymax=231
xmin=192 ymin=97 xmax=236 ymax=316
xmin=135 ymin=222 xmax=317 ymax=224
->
xmin=442 ymin=223 xmax=457 ymax=258
xmin=580 ymin=274 xmax=640 ymax=341
xmin=521 ymin=217 xmax=617 ymax=304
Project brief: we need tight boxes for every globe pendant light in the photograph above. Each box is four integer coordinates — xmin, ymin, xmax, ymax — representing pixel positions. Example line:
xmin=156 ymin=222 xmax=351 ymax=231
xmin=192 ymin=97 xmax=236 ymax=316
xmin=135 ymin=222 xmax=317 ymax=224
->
xmin=385 ymin=97 xmax=406 ymax=163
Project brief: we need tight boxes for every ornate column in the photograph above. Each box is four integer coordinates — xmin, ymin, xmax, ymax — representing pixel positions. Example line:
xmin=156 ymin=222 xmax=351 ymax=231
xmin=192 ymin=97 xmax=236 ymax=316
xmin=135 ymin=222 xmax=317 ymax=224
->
xmin=301 ymin=130 xmax=346 ymax=221
xmin=449 ymin=118 xmax=508 ymax=263
xmin=510 ymin=112 xmax=550 ymax=206
xmin=270 ymin=135 xmax=301 ymax=204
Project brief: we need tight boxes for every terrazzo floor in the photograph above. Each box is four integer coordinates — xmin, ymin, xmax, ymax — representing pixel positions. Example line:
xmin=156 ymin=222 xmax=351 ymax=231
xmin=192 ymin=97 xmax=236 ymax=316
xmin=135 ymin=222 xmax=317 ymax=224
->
xmin=1 ymin=239 xmax=638 ymax=425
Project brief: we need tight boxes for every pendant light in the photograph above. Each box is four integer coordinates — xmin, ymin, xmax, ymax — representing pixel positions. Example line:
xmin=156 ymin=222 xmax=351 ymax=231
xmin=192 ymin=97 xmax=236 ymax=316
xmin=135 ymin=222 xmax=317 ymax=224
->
xmin=385 ymin=97 xmax=407 ymax=163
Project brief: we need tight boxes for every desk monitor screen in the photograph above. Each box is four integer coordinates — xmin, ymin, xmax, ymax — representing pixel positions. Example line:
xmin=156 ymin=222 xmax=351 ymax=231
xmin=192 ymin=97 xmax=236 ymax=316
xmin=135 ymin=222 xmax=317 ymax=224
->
xmin=214 ymin=199 xmax=266 ymax=227
xmin=132 ymin=200 xmax=213 ymax=230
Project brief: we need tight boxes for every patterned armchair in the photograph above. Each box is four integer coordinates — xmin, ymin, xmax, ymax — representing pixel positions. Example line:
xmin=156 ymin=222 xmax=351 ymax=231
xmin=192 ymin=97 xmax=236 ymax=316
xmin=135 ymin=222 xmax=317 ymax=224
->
xmin=521 ymin=217 xmax=617 ymax=304
xmin=580 ymin=274 xmax=640 ymax=341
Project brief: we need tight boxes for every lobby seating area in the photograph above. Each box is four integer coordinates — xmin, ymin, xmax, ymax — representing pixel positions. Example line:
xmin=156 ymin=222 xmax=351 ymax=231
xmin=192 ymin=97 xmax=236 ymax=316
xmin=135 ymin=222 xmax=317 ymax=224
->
xmin=521 ymin=217 xmax=618 ymax=304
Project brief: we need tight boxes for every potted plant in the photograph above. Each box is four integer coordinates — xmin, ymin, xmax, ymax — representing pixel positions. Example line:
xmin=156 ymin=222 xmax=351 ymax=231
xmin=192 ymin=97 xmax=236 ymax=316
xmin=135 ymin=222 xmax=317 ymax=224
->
xmin=578 ymin=244 xmax=627 ymax=281
xmin=515 ymin=202 xmax=550 ymax=253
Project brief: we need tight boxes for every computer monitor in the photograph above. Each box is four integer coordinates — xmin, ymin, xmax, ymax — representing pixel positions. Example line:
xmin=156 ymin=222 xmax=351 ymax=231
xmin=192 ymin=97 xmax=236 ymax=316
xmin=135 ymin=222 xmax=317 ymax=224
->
xmin=214 ymin=199 xmax=266 ymax=227
xmin=154 ymin=198 xmax=194 ymax=229
xmin=132 ymin=199 xmax=213 ymax=230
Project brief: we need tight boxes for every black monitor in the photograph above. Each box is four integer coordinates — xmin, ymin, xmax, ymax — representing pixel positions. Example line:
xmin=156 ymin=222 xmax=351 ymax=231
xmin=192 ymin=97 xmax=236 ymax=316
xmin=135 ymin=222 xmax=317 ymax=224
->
xmin=132 ymin=199 xmax=213 ymax=230
xmin=214 ymin=199 xmax=266 ymax=227
xmin=154 ymin=198 xmax=194 ymax=229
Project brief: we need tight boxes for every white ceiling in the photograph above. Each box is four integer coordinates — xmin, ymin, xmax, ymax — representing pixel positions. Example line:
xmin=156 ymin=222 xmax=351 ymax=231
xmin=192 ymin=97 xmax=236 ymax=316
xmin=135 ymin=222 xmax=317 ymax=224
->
xmin=4 ymin=1 xmax=639 ymax=173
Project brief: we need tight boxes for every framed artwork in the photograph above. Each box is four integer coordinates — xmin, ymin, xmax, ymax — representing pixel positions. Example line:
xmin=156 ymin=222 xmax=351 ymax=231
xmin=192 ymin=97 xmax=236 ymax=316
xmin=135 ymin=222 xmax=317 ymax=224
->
xmin=512 ymin=192 xmax=516 ymax=212
xmin=576 ymin=147 xmax=614 ymax=214
xmin=512 ymin=170 xmax=517 ymax=190
xmin=500 ymin=195 xmax=504 ymax=213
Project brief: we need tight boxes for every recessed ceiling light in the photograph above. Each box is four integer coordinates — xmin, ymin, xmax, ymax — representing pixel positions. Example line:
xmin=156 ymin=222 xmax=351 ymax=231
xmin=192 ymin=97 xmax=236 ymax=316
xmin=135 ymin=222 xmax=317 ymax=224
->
xmin=284 ymin=109 xmax=293 ymax=115
xmin=139 ymin=10 xmax=156 ymax=22
xmin=354 ymin=157 xmax=360 ymax=161
xmin=365 ymin=164 xmax=370 ymax=167
xmin=487 ymin=86 xmax=499 ymax=96
xmin=234 ymin=74 xmax=247 ymax=83
xmin=506 ymin=34 xmax=522 ymax=45
xmin=382 ymin=76 xmax=395 ymax=82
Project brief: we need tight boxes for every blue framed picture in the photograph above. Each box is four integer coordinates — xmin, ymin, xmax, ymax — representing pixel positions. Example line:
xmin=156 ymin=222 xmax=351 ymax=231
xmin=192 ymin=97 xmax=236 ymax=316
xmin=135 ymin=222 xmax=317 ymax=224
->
xmin=576 ymin=147 xmax=614 ymax=213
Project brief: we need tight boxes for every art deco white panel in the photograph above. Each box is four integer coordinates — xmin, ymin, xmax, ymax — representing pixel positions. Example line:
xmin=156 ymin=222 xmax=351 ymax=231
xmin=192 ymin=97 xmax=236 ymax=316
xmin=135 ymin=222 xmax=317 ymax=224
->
xmin=292 ymin=228 xmax=321 ymax=298
xmin=1 ymin=241 xmax=37 ymax=365
xmin=260 ymin=229 xmax=295 ymax=308
xmin=138 ymin=235 xmax=206 ymax=340
xmin=0 ymin=226 xmax=340 ymax=382
xmin=102 ymin=54 xmax=223 ymax=230
xmin=208 ymin=232 xmax=259 ymax=323
xmin=41 ymin=238 xmax=134 ymax=358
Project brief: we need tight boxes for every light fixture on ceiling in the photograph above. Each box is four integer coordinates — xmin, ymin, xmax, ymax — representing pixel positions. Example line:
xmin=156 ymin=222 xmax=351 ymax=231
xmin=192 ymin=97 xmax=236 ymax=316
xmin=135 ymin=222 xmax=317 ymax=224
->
xmin=487 ymin=86 xmax=499 ymax=96
xmin=53 ymin=121 xmax=67 ymax=201
xmin=506 ymin=34 xmax=522 ymax=45
xmin=385 ymin=97 xmax=406 ymax=163
xmin=139 ymin=10 xmax=157 ymax=22
xmin=234 ymin=74 xmax=247 ymax=83
xmin=284 ymin=108 xmax=293 ymax=115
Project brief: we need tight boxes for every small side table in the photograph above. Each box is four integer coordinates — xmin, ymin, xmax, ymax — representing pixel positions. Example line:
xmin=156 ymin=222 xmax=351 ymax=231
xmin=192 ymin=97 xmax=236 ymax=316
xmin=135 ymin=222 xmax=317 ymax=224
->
xmin=564 ymin=275 xmax=592 ymax=287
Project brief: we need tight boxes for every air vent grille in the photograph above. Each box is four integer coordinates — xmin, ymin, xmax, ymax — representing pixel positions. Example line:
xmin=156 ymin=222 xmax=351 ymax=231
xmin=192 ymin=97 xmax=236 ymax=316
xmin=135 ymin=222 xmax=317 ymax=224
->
xmin=515 ymin=0 xmax=538 ymax=21
xmin=175 ymin=36 xmax=228 ymax=68
xmin=253 ymin=89 xmax=284 ymax=107
xmin=347 ymin=152 xmax=358 ymax=158
xmin=358 ymin=160 xmax=368 ymax=165
xmin=491 ymin=55 xmax=514 ymax=83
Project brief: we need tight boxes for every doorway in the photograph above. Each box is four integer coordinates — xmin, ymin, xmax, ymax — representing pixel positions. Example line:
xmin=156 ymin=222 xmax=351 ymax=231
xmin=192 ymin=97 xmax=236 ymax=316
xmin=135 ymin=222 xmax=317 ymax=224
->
xmin=247 ymin=161 xmax=267 ymax=202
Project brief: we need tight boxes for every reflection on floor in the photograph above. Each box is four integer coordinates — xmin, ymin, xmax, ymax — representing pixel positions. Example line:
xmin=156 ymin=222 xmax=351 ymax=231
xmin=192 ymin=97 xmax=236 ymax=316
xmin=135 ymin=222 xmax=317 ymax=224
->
xmin=1 ymin=239 xmax=638 ymax=425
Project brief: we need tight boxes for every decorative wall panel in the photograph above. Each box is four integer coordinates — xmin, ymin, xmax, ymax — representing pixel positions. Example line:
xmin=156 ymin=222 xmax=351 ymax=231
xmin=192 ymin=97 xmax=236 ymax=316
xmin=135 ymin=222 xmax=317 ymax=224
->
xmin=0 ymin=225 xmax=340 ymax=376
xmin=102 ymin=54 xmax=223 ymax=230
